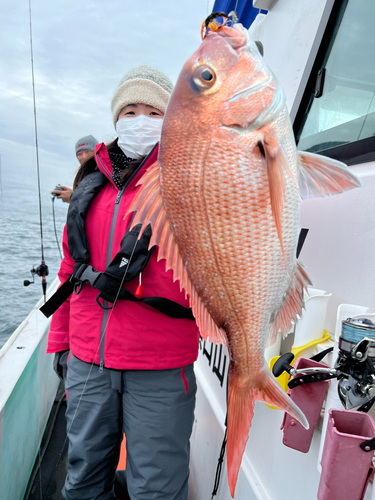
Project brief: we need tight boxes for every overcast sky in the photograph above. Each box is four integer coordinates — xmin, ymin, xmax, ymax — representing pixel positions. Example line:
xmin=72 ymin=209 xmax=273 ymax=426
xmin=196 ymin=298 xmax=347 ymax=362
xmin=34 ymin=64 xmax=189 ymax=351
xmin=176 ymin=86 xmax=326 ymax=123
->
xmin=0 ymin=0 xmax=216 ymax=192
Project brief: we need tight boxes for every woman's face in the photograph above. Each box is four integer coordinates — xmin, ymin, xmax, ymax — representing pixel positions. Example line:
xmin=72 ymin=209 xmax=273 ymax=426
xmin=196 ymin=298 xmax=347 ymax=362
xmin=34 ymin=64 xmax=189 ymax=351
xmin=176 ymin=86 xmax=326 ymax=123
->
xmin=117 ymin=103 xmax=164 ymax=121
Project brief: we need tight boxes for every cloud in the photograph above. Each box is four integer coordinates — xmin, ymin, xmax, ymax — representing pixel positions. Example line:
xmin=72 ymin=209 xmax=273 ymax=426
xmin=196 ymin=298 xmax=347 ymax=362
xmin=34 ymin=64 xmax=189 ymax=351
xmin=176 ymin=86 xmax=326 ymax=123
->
xmin=0 ymin=0 xmax=215 ymax=190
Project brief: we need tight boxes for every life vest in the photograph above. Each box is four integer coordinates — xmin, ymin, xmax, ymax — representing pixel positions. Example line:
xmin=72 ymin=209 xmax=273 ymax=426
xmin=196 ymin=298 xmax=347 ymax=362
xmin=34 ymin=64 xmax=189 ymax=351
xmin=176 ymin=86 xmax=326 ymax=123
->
xmin=41 ymin=169 xmax=194 ymax=321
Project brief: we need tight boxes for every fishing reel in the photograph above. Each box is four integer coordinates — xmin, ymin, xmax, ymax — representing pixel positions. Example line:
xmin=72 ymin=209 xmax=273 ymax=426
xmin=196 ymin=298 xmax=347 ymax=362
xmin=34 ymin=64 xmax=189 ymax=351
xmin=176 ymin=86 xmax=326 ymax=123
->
xmin=272 ymin=349 xmax=337 ymax=388
xmin=24 ymin=262 xmax=49 ymax=287
xmin=51 ymin=184 xmax=64 ymax=198
xmin=335 ymin=318 xmax=375 ymax=412
xmin=273 ymin=318 xmax=375 ymax=412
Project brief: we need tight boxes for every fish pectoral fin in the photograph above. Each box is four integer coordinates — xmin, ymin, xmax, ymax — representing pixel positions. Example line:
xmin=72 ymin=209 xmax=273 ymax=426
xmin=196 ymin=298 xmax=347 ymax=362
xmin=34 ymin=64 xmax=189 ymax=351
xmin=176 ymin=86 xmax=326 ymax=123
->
xmin=298 ymin=151 xmax=361 ymax=199
xmin=268 ymin=261 xmax=312 ymax=344
xmin=124 ymin=160 xmax=227 ymax=346
xmin=263 ymin=137 xmax=290 ymax=261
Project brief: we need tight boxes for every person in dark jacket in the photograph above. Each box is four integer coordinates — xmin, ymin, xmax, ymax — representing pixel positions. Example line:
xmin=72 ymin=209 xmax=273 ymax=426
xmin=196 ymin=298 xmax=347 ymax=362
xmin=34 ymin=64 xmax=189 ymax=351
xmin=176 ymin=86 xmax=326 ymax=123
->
xmin=51 ymin=135 xmax=98 ymax=203
xmin=48 ymin=65 xmax=200 ymax=500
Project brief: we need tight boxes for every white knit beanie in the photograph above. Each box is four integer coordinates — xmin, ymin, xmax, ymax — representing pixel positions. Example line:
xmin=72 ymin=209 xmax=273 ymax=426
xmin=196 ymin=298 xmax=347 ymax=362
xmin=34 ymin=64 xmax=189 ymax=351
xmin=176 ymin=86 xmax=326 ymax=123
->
xmin=111 ymin=65 xmax=174 ymax=126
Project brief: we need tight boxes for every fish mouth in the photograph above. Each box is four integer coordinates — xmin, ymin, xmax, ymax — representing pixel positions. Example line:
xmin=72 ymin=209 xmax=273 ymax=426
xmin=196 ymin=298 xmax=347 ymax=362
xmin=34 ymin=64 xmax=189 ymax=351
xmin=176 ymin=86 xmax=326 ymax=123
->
xmin=216 ymin=23 xmax=249 ymax=50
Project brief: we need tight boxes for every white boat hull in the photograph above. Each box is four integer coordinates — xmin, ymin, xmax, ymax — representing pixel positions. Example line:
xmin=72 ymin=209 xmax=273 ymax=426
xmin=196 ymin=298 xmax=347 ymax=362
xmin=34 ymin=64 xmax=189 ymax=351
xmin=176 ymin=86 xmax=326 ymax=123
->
xmin=0 ymin=279 xmax=60 ymax=500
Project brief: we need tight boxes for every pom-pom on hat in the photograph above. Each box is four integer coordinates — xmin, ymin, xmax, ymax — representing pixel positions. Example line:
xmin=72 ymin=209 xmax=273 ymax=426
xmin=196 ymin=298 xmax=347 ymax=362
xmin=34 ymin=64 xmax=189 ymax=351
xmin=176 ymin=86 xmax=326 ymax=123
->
xmin=75 ymin=135 xmax=98 ymax=154
xmin=111 ymin=65 xmax=174 ymax=126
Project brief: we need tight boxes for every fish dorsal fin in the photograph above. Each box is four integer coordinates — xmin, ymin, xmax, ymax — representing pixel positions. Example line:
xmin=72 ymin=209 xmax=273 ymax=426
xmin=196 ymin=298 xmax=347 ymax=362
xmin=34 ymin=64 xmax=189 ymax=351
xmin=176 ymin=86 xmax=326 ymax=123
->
xmin=127 ymin=161 xmax=227 ymax=346
xmin=298 ymin=151 xmax=361 ymax=199
xmin=267 ymin=261 xmax=312 ymax=345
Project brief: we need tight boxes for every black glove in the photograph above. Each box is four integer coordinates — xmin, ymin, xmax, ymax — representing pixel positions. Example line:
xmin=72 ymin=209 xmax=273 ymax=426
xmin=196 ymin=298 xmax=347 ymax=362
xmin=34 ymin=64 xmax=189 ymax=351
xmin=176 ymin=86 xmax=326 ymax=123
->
xmin=53 ymin=350 xmax=69 ymax=381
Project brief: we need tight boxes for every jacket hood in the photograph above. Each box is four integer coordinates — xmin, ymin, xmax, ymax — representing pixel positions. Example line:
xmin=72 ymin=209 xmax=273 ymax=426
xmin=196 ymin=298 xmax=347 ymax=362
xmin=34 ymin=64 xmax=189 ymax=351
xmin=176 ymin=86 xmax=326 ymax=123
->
xmin=95 ymin=142 xmax=116 ymax=187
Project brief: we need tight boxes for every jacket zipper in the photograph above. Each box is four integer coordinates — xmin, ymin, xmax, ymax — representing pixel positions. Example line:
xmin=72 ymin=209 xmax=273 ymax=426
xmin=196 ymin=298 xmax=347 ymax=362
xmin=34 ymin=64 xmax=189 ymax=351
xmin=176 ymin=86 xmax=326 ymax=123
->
xmin=95 ymin=145 xmax=157 ymax=371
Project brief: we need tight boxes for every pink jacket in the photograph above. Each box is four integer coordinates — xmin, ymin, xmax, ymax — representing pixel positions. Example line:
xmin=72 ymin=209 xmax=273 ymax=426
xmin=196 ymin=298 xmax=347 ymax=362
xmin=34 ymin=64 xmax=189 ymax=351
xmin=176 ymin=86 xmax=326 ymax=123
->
xmin=47 ymin=143 xmax=200 ymax=370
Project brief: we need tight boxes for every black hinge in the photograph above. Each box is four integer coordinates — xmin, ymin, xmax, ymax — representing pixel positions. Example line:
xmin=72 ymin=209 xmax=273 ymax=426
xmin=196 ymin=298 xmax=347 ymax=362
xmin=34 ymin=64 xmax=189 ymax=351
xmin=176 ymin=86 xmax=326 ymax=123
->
xmin=314 ymin=68 xmax=326 ymax=98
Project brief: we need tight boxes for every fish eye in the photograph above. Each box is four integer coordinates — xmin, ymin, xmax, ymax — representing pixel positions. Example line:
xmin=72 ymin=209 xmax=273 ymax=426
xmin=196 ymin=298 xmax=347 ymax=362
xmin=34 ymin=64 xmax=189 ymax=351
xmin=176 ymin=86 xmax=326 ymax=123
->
xmin=193 ymin=65 xmax=216 ymax=88
xmin=201 ymin=69 xmax=213 ymax=81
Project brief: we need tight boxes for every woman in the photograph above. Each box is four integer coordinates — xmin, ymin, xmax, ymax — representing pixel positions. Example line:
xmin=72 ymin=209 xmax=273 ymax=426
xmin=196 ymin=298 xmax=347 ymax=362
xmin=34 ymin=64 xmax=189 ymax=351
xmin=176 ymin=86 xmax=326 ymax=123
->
xmin=48 ymin=65 xmax=200 ymax=500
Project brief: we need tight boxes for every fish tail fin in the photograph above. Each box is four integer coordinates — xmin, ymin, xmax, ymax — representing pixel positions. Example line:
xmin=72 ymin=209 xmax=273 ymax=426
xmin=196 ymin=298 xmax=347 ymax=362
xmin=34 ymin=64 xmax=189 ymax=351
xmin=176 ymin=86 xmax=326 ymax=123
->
xmin=226 ymin=369 xmax=255 ymax=498
xmin=259 ymin=369 xmax=308 ymax=430
xmin=226 ymin=367 xmax=308 ymax=497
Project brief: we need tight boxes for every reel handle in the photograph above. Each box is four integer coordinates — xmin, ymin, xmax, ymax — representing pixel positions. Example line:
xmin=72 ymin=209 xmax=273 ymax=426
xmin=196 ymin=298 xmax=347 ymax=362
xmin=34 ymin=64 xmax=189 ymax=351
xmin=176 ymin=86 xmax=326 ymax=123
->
xmin=272 ymin=352 xmax=295 ymax=377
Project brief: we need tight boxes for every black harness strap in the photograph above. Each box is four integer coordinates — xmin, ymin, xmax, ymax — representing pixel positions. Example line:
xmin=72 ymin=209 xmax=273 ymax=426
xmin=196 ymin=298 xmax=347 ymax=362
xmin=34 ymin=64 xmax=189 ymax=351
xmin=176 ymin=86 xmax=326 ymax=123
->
xmin=40 ymin=278 xmax=75 ymax=318
xmin=40 ymin=263 xmax=194 ymax=321
xmin=97 ymin=287 xmax=195 ymax=320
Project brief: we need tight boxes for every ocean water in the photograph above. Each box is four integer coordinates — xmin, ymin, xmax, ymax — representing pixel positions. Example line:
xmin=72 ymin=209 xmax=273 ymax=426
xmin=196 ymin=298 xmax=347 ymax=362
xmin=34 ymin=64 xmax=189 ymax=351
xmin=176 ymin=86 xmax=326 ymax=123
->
xmin=0 ymin=179 xmax=68 ymax=349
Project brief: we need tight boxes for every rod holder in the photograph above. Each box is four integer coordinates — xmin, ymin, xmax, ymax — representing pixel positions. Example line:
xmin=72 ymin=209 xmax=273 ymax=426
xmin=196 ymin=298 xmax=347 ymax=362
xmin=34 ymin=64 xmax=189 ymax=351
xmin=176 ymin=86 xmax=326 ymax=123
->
xmin=281 ymin=357 xmax=329 ymax=453
xmin=318 ymin=409 xmax=375 ymax=500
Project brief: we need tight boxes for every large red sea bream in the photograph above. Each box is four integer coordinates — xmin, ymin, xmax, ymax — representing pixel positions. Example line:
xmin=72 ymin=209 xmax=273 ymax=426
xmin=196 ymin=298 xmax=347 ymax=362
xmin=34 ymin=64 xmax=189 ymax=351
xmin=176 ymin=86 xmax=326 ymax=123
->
xmin=126 ymin=19 xmax=360 ymax=497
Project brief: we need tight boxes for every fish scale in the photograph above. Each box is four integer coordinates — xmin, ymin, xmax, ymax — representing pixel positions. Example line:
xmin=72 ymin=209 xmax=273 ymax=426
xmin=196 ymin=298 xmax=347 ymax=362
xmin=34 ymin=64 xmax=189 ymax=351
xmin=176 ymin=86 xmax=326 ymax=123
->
xmin=166 ymin=116 xmax=295 ymax=387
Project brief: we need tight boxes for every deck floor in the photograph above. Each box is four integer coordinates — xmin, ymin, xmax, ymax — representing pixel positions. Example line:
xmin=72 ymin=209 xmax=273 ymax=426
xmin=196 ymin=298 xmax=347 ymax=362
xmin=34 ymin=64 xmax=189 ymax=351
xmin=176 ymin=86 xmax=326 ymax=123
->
xmin=26 ymin=384 xmax=129 ymax=500
xmin=27 ymin=395 xmax=68 ymax=500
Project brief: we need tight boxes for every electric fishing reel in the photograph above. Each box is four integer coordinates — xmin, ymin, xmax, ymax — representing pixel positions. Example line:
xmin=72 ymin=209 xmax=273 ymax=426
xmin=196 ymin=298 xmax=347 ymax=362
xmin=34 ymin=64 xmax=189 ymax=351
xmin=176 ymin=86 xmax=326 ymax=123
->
xmin=272 ymin=317 xmax=375 ymax=413
xmin=336 ymin=318 xmax=375 ymax=411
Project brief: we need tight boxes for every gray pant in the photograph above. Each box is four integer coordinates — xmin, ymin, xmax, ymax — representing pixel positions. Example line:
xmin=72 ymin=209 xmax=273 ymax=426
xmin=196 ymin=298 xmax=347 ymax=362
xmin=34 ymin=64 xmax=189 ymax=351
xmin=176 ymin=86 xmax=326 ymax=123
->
xmin=63 ymin=355 xmax=196 ymax=500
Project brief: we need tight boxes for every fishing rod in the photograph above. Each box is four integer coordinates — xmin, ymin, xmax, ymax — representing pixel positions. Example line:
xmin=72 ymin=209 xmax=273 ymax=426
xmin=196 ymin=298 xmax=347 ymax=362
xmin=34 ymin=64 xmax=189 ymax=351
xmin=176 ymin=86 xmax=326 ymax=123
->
xmin=0 ymin=155 xmax=3 ymax=209
xmin=23 ymin=0 xmax=49 ymax=301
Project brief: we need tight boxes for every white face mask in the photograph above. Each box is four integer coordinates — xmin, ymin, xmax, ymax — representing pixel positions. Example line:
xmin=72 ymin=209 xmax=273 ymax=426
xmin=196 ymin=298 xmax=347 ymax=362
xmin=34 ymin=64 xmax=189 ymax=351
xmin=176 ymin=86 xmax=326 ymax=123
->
xmin=116 ymin=115 xmax=163 ymax=159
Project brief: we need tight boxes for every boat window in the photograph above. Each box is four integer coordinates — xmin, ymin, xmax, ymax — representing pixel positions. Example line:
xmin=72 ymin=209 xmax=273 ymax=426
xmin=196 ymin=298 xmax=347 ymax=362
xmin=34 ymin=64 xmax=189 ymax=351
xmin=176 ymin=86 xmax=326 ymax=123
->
xmin=295 ymin=0 xmax=375 ymax=165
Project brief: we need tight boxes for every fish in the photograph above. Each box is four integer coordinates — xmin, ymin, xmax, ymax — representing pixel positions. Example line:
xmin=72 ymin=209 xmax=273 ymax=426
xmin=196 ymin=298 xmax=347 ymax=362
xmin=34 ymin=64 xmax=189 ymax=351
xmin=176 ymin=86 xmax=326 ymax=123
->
xmin=125 ymin=21 xmax=361 ymax=497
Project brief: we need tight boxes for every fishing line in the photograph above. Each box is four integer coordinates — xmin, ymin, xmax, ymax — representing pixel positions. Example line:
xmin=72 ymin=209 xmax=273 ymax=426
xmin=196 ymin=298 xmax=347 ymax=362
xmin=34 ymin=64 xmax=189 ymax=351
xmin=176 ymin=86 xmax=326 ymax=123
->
xmin=67 ymin=236 xmax=138 ymax=431
xmin=0 ymin=155 xmax=3 ymax=210
xmin=211 ymin=427 xmax=227 ymax=499
xmin=51 ymin=197 xmax=63 ymax=260
xmin=24 ymin=391 xmax=67 ymax=500
xmin=42 ymin=236 xmax=140 ymax=487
